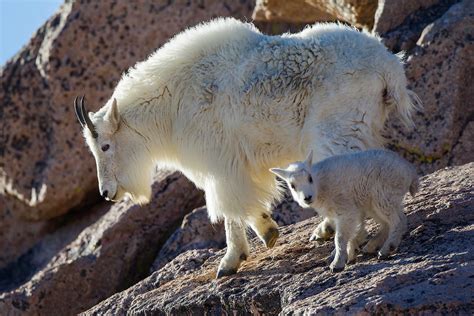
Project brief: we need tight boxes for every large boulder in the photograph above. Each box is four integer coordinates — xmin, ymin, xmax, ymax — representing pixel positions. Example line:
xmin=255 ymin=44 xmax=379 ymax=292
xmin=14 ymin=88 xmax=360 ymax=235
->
xmin=253 ymin=0 xmax=378 ymax=28
xmin=373 ymin=0 xmax=441 ymax=34
xmin=0 ymin=171 xmax=204 ymax=315
xmin=384 ymin=0 xmax=474 ymax=174
xmin=84 ymin=163 xmax=474 ymax=315
xmin=0 ymin=196 xmax=54 ymax=270
xmin=0 ymin=0 xmax=255 ymax=221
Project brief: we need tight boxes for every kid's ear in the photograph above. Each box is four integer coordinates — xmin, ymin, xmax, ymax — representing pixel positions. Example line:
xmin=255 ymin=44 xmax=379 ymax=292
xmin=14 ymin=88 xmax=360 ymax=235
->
xmin=305 ymin=150 xmax=313 ymax=168
xmin=105 ymin=98 xmax=120 ymax=131
xmin=270 ymin=168 xmax=289 ymax=180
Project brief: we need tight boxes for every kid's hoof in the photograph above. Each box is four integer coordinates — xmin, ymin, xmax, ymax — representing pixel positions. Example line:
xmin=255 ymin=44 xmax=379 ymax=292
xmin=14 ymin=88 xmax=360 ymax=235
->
xmin=216 ymin=268 xmax=237 ymax=279
xmin=263 ymin=227 xmax=279 ymax=248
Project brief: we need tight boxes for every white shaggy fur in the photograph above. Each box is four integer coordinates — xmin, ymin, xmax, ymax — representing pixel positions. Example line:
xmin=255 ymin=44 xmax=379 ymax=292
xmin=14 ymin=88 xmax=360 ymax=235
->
xmin=270 ymin=149 xmax=419 ymax=272
xmin=80 ymin=18 xmax=420 ymax=277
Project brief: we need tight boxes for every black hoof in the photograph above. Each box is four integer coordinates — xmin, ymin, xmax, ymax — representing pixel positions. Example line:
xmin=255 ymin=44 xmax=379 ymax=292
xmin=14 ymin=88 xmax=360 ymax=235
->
xmin=263 ymin=227 xmax=279 ymax=248
xmin=216 ymin=268 xmax=237 ymax=279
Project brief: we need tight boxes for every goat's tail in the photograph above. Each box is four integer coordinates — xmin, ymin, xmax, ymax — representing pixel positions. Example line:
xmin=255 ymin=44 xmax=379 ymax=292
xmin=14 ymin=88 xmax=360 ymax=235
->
xmin=382 ymin=53 xmax=423 ymax=128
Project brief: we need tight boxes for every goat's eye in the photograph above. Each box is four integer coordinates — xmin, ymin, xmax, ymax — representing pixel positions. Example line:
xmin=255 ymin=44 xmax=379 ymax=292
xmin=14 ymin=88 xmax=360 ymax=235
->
xmin=308 ymin=175 xmax=313 ymax=183
xmin=290 ymin=183 xmax=296 ymax=190
xmin=101 ymin=144 xmax=110 ymax=152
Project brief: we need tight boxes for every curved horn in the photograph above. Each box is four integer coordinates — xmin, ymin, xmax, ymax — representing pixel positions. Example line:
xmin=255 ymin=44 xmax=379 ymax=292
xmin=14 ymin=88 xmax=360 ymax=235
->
xmin=80 ymin=96 xmax=98 ymax=138
xmin=74 ymin=96 xmax=86 ymax=128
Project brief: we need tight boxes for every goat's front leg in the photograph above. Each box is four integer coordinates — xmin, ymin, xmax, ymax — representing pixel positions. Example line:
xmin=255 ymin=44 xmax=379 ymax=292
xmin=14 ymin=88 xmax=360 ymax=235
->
xmin=247 ymin=212 xmax=279 ymax=248
xmin=216 ymin=218 xmax=250 ymax=278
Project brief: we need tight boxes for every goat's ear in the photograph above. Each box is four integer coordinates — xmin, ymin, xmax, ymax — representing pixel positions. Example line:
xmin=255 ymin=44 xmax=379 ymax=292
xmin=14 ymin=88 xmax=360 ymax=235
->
xmin=304 ymin=150 xmax=313 ymax=168
xmin=105 ymin=98 xmax=120 ymax=131
xmin=270 ymin=168 xmax=289 ymax=180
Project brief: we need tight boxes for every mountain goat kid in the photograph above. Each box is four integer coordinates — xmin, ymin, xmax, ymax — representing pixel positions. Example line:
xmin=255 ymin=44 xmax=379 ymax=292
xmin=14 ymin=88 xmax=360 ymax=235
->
xmin=271 ymin=149 xmax=419 ymax=272
xmin=74 ymin=18 xmax=420 ymax=278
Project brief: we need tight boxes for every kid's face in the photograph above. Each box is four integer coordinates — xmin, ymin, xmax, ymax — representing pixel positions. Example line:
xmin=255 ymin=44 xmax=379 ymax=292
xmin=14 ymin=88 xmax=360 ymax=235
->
xmin=288 ymin=171 xmax=315 ymax=207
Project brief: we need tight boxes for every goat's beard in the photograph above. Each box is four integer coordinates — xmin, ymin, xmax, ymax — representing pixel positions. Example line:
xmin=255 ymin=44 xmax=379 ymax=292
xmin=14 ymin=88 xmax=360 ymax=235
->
xmin=121 ymin=185 xmax=152 ymax=205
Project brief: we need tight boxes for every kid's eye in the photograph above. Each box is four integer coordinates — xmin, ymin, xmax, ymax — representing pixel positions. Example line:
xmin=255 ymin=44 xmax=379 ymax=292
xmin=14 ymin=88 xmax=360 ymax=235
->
xmin=290 ymin=183 xmax=296 ymax=190
xmin=101 ymin=144 xmax=110 ymax=152
xmin=308 ymin=175 xmax=313 ymax=183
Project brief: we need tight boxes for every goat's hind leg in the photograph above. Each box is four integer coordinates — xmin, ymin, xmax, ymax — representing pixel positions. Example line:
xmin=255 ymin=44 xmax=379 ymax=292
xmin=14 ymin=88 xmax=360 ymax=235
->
xmin=347 ymin=215 xmax=365 ymax=264
xmin=378 ymin=204 xmax=407 ymax=259
xmin=363 ymin=210 xmax=389 ymax=254
xmin=217 ymin=218 xmax=250 ymax=278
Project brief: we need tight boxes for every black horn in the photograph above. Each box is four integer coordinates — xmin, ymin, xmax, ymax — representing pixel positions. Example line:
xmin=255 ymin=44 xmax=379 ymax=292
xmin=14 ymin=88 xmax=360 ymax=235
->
xmin=74 ymin=96 xmax=86 ymax=128
xmin=74 ymin=96 xmax=98 ymax=138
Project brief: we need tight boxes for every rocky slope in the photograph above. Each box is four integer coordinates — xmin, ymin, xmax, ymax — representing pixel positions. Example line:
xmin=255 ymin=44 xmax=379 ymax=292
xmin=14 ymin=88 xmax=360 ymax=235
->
xmin=1 ymin=0 xmax=473 ymax=315
xmin=85 ymin=163 xmax=474 ymax=315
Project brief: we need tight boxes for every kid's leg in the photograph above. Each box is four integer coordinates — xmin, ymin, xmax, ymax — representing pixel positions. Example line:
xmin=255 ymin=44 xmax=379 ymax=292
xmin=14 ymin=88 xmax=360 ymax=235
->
xmin=330 ymin=217 xmax=357 ymax=272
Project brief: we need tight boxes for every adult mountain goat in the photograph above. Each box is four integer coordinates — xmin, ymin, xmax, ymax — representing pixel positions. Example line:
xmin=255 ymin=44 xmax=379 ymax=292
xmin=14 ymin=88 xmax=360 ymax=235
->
xmin=75 ymin=18 xmax=420 ymax=278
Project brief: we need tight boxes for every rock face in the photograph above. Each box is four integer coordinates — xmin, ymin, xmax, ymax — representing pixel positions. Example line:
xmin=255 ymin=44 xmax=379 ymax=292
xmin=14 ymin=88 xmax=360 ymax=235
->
xmin=373 ymin=0 xmax=441 ymax=34
xmin=85 ymin=163 xmax=474 ymax=315
xmin=383 ymin=0 xmax=474 ymax=174
xmin=253 ymin=0 xmax=378 ymax=28
xmin=252 ymin=0 xmax=335 ymax=24
xmin=0 ymin=171 xmax=204 ymax=315
xmin=0 ymin=196 xmax=53 ymax=270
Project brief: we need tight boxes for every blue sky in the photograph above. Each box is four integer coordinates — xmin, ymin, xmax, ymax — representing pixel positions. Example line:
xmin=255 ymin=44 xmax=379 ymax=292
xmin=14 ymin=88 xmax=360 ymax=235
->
xmin=0 ymin=0 xmax=63 ymax=66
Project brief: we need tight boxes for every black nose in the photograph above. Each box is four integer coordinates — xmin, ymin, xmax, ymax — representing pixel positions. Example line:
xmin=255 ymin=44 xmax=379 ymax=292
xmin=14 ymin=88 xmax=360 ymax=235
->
xmin=101 ymin=190 xmax=109 ymax=199
xmin=304 ymin=195 xmax=312 ymax=202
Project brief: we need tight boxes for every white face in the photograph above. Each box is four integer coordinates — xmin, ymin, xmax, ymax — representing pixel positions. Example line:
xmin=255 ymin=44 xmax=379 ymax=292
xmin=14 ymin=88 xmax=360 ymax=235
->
xmin=286 ymin=169 xmax=315 ymax=207
xmin=270 ymin=150 xmax=315 ymax=207
xmin=84 ymin=105 xmax=122 ymax=201
xmin=79 ymin=98 xmax=152 ymax=204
